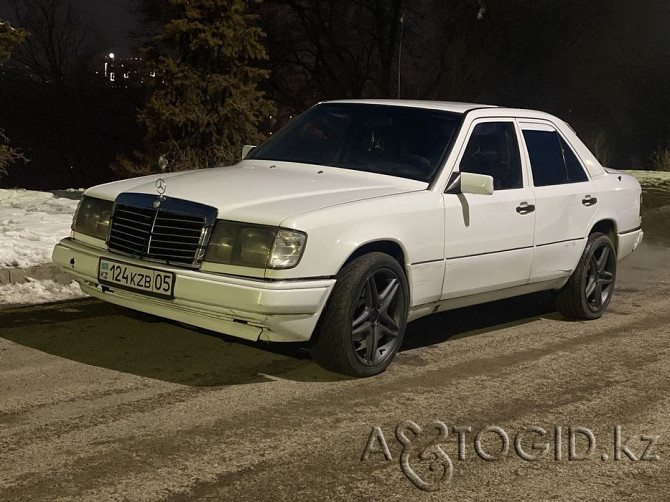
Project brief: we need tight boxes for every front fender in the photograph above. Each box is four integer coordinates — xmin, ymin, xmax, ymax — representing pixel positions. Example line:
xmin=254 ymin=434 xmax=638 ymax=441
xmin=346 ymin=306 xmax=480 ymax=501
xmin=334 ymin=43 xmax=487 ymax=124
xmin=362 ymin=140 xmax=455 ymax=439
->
xmin=267 ymin=191 xmax=445 ymax=280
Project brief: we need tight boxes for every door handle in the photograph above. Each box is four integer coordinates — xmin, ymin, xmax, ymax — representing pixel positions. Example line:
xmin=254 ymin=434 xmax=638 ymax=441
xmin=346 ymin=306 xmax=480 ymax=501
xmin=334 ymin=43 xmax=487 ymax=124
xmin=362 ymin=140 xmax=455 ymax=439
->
xmin=582 ymin=196 xmax=598 ymax=206
xmin=516 ymin=203 xmax=535 ymax=215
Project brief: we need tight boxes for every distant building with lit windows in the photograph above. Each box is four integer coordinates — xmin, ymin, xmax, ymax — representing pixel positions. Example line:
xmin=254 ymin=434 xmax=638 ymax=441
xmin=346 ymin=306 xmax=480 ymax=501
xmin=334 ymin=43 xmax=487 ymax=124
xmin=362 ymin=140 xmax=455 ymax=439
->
xmin=102 ymin=52 xmax=154 ymax=87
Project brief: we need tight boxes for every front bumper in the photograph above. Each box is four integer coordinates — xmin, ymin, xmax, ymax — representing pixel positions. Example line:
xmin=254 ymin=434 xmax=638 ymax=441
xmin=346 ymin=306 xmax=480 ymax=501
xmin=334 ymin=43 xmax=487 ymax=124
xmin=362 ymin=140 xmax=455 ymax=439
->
xmin=52 ymin=238 xmax=335 ymax=342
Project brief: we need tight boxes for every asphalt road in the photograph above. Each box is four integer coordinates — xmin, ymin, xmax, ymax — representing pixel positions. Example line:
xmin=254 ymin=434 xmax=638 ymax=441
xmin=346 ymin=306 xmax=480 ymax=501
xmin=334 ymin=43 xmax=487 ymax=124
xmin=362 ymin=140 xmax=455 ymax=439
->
xmin=1 ymin=242 xmax=670 ymax=500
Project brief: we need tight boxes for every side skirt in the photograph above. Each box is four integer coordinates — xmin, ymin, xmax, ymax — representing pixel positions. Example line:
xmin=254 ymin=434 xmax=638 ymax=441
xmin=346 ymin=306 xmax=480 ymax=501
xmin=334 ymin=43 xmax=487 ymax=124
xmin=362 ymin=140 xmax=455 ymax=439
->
xmin=407 ymin=277 xmax=568 ymax=322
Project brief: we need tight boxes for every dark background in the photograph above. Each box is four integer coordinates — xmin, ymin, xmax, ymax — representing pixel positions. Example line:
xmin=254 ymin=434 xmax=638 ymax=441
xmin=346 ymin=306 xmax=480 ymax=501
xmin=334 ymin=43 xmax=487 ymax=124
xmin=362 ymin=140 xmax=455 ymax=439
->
xmin=1 ymin=0 xmax=669 ymax=189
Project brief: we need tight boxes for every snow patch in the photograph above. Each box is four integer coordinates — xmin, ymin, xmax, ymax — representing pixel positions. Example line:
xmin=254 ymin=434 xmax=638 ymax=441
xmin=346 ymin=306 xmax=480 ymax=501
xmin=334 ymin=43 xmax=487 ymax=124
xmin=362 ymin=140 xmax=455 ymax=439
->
xmin=0 ymin=278 xmax=86 ymax=306
xmin=623 ymin=170 xmax=670 ymax=187
xmin=0 ymin=188 xmax=82 ymax=268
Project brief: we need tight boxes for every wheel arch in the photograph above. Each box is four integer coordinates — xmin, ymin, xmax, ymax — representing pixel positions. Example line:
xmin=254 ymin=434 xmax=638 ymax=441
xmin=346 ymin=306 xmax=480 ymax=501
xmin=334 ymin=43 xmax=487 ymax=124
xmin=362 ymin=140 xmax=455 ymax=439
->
xmin=341 ymin=239 xmax=408 ymax=273
xmin=589 ymin=219 xmax=618 ymax=253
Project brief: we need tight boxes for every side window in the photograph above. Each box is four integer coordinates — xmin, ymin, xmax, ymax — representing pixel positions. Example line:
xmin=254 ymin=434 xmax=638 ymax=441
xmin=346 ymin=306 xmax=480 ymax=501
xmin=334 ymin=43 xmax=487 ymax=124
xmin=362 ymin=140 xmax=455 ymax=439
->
xmin=560 ymin=137 xmax=588 ymax=182
xmin=523 ymin=129 xmax=589 ymax=186
xmin=522 ymin=130 xmax=566 ymax=186
xmin=459 ymin=122 xmax=523 ymax=190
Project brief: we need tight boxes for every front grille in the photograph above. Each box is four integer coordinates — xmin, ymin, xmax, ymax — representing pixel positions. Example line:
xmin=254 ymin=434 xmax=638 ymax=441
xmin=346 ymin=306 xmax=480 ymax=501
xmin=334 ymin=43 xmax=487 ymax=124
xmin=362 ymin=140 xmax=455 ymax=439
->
xmin=107 ymin=193 xmax=218 ymax=268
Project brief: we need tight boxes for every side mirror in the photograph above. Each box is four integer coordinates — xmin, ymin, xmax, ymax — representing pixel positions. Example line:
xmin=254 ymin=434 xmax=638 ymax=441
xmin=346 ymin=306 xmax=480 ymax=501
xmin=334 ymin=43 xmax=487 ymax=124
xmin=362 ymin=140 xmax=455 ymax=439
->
xmin=241 ymin=145 xmax=256 ymax=159
xmin=446 ymin=172 xmax=494 ymax=195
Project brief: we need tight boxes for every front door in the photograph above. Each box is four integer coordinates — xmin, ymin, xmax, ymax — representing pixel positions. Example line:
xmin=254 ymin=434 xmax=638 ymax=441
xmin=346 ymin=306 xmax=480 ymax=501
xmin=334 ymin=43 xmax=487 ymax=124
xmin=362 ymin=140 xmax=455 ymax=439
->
xmin=441 ymin=120 xmax=536 ymax=299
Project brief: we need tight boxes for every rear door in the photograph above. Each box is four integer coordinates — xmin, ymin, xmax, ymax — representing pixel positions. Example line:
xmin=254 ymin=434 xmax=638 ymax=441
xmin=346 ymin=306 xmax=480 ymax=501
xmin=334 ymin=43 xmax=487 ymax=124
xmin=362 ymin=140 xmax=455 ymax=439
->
xmin=519 ymin=121 xmax=599 ymax=283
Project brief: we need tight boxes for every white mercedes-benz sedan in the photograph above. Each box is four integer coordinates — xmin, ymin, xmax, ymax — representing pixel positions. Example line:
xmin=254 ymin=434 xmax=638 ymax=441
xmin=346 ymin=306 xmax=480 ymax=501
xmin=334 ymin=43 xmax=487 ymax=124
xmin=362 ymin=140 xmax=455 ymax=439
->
xmin=53 ymin=100 xmax=644 ymax=376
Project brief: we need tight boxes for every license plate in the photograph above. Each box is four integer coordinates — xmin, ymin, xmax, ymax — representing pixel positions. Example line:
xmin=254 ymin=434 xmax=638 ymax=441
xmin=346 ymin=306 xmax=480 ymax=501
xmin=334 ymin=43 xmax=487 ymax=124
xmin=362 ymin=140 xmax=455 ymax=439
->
xmin=98 ymin=259 xmax=175 ymax=299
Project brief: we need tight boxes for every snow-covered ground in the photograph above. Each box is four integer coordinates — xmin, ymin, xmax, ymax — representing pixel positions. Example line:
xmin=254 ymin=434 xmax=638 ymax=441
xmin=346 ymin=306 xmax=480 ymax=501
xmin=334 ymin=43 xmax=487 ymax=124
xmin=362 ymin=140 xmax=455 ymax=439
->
xmin=0 ymin=280 xmax=85 ymax=306
xmin=0 ymin=188 xmax=85 ymax=305
xmin=0 ymin=188 xmax=81 ymax=268
xmin=623 ymin=169 xmax=670 ymax=186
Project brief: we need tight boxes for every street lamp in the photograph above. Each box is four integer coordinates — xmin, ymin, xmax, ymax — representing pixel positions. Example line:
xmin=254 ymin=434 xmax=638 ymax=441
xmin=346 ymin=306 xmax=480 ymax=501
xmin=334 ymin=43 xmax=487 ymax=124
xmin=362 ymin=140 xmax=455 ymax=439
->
xmin=397 ymin=12 xmax=404 ymax=99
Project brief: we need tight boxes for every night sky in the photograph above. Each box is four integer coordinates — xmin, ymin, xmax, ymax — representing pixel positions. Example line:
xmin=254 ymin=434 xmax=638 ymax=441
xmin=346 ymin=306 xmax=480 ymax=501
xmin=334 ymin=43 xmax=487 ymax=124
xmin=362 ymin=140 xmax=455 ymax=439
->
xmin=81 ymin=0 xmax=139 ymax=56
xmin=0 ymin=0 xmax=140 ymax=57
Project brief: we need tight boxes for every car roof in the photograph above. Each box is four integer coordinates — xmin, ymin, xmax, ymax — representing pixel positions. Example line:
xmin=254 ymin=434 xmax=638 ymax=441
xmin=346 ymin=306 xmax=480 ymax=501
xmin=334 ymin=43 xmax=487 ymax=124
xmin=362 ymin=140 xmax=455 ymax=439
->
xmin=323 ymin=99 xmax=572 ymax=129
xmin=323 ymin=99 xmax=497 ymax=114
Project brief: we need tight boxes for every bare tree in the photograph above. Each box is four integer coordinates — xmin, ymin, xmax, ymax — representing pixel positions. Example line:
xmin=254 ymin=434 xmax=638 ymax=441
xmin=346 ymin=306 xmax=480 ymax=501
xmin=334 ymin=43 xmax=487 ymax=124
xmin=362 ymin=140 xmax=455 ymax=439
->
xmin=1 ymin=0 xmax=111 ymax=188
xmin=7 ymin=0 xmax=101 ymax=94
xmin=260 ymin=0 xmax=404 ymax=114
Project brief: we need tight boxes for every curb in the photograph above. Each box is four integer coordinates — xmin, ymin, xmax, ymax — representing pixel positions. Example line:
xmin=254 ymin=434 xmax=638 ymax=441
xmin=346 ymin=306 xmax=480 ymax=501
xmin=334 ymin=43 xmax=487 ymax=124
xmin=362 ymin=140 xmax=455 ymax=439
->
xmin=0 ymin=264 xmax=74 ymax=286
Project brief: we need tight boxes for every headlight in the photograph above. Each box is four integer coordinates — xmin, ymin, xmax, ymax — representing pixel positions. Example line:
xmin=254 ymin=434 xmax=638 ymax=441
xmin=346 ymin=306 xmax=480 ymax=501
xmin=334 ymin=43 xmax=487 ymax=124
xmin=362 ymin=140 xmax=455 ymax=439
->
xmin=204 ymin=221 xmax=307 ymax=269
xmin=72 ymin=196 xmax=113 ymax=240
xmin=239 ymin=227 xmax=276 ymax=266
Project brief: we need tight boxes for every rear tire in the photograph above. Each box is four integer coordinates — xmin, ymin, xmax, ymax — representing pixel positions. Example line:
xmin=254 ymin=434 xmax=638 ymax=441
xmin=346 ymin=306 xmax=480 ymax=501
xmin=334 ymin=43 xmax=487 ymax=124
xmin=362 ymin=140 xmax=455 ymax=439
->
xmin=310 ymin=252 xmax=409 ymax=377
xmin=556 ymin=232 xmax=617 ymax=320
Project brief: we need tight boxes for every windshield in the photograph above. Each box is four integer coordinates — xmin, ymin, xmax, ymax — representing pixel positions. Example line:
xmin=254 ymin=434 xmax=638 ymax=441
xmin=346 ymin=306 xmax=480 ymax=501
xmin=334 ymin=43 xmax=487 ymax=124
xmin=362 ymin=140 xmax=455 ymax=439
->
xmin=248 ymin=103 xmax=463 ymax=183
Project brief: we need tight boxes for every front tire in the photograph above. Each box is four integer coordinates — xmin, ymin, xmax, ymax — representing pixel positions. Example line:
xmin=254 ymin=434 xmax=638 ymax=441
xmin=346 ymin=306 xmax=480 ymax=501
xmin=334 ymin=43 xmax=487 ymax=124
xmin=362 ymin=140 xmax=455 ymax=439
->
xmin=556 ymin=232 xmax=617 ymax=320
xmin=310 ymin=252 xmax=409 ymax=377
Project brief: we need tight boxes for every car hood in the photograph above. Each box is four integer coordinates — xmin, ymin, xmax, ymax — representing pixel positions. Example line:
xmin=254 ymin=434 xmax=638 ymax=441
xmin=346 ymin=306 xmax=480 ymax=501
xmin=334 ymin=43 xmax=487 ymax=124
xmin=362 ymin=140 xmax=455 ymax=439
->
xmin=86 ymin=160 xmax=427 ymax=226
